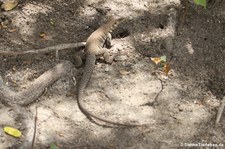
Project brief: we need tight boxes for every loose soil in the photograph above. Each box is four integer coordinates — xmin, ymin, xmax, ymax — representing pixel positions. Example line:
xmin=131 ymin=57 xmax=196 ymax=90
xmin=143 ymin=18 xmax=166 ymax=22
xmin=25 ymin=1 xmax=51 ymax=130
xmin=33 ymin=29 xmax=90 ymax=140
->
xmin=0 ymin=0 xmax=225 ymax=148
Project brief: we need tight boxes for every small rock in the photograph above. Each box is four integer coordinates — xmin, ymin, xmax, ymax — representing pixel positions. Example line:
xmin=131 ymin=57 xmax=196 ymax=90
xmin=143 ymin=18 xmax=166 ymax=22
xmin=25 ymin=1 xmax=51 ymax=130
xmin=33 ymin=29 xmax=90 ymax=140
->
xmin=151 ymin=38 xmax=157 ymax=43
xmin=114 ymin=54 xmax=128 ymax=61
xmin=178 ymin=107 xmax=183 ymax=112
xmin=104 ymin=65 xmax=113 ymax=72
xmin=96 ymin=6 xmax=111 ymax=15
xmin=96 ymin=63 xmax=102 ymax=68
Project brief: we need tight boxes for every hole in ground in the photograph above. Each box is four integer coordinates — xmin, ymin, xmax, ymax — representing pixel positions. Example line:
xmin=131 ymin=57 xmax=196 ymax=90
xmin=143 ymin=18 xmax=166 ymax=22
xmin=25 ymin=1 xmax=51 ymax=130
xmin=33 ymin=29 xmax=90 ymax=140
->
xmin=159 ymin=23 xmax=164 ymax=29
xmin=116 ymin=29 xmax=130 ymax=38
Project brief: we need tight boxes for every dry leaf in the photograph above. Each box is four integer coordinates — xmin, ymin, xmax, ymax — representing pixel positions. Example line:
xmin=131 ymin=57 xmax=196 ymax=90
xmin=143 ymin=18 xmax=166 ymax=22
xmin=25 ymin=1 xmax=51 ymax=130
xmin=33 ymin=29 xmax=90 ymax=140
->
xmin=163 ymin=63 xmax=171 ymax=75
xmin=4 ymin=126 xmax=22 ymax=138
xmin=119 ymin=70 xmax=130 ymax=75
xmin=50 ymin=19 xmax=55 ymax=26
xmin=151 ymin=56 xmax=167 ymax=65
xmin=1 ymin=0 xmax=18 ymax=11
xmin=1 ymin=22 xmax=8 ymax=28
xmin=40 ymin=32 xmax=47 ymax=39
xmin=66 ymin=91 xmax=76 ymax=97
xmin=8 ymin=28 xmax=17 ymax=32
xmin=150 ymin=57 xmax=161 ymax=64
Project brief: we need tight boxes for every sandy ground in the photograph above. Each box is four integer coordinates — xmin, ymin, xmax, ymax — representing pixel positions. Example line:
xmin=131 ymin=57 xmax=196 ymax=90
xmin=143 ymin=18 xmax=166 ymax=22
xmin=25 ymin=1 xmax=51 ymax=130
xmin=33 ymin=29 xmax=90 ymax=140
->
xmin=0 ymin=0 xmax=225 ymax=148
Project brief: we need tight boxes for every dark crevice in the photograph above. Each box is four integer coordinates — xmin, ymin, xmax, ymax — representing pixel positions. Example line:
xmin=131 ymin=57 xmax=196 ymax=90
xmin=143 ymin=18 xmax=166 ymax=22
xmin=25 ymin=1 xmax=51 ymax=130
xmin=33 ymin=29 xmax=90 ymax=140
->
xmin=159 ymin=23 xmax=164 ymax=29
xmin=115 ymin=29 xmax=130 ymax=38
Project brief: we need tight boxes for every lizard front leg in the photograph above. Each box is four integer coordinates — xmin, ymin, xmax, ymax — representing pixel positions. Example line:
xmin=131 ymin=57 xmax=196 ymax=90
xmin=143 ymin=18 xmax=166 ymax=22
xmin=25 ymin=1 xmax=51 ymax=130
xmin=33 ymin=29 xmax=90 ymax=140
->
xmin=73 ymin=55 xmax=83 ymax=67
xmin=94 ymin=47 xmax=114 ymax=64
xmin=92 ymin=33 xmax=114 ymax=63
xmin=103 ymin=33 xmax=115 ymax=63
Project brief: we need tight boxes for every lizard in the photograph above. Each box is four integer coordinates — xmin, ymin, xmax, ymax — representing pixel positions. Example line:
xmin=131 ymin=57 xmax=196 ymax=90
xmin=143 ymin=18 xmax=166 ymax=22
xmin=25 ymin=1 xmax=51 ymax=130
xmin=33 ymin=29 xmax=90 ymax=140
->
xmin=77 ymin=16 xmax=140 ymax=127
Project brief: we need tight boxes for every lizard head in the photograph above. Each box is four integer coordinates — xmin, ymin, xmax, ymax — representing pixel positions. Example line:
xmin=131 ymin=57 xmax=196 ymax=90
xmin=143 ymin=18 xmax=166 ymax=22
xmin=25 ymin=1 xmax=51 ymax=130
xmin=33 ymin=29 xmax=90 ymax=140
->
xmin=112 ymin=15 xmax=125 ymax=23
xmin=107 ymin=15 xmax=125 ymax=29
xmin=106 ymin=15 xmax=124 ymax=23
xmin=101 ymin=15 xmax=125 ymax=32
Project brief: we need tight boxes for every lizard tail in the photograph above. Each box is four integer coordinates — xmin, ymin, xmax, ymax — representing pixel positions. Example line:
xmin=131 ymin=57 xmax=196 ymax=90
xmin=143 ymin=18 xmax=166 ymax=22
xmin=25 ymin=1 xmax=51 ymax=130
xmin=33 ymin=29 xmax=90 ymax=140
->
xmin=77 ymin=97 xmax=140 ymax=127
xmin=77 ymin=54 xmax=139 ymax=127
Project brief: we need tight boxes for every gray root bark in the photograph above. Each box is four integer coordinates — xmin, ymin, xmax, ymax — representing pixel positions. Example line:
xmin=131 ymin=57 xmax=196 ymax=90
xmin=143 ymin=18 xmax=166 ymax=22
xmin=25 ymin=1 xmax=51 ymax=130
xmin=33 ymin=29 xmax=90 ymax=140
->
xmin=215 ymin=96 xmax=225 ymax=125
xmin=0 ymin=42 xmax=85 ymax=56
xmin=0 ymin=60 xmax=75 ymax=107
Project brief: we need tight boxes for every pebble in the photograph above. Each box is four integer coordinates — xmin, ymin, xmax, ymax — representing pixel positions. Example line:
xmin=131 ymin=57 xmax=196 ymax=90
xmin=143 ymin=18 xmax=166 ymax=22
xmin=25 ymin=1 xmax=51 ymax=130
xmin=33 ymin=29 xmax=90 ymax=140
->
xmin=114 ymin=55 xmax=128 ymax=61
xmin=104 ymin=65 xmax=113 ymax=72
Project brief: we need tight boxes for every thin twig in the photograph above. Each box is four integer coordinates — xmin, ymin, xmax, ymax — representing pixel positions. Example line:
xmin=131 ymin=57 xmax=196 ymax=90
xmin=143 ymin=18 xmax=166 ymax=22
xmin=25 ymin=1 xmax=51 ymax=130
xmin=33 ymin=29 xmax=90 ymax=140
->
xmin=31 ymin=105 xmax=38 ymax=149
xmin=215 ymin=96 xmax=225 ymax=125
xmin=141 ymin=78 xmax=164 ymax=107
xmin=178 ymin=0 xmax=188 ymax=32
xmin=0 ymin=42 xmax=86 ymax=56
xmin=153 ymin=78 xmax=164 ymax=106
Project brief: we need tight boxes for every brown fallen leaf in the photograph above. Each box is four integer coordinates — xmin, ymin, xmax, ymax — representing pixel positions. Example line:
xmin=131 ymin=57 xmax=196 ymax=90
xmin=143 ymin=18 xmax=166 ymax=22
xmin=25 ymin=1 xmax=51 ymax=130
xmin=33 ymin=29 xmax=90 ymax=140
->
xmin=150 ymin=57 xmax=161 ymax=64
xmin=40 ymin=32 xmax=47 ymax=39
xmin=163 ymin=63 xmax=171 ymax=75
xmin=50 ymin=19 xmax=55 ymax=26
xmin=1 ymin=22 xmax=8 ymax=28
xmin=150 ymin=55 xmax=166 ymax=65
xmin=8 ymin=28 xmax=17 ymax=32
xmin=1 ymin=0 xmax=18 ymax=11
xmin=119 ymin=70 xmax=130 ymax=75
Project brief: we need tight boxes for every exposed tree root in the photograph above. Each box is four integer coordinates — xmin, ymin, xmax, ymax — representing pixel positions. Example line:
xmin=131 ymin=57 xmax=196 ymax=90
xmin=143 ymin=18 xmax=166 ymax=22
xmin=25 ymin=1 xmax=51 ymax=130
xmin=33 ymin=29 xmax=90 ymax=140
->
xmin=0 ymin=60 xmax=75 ymax=107
xmin=0 ymin=59 xmax=75 ymax=147
xmin=0 ymin=42 xmax=85 ymax=56
xmin=31 ymin=105 xmax=38 ymax=149
xmin=215 ymin=96 xmax=225 ymax=125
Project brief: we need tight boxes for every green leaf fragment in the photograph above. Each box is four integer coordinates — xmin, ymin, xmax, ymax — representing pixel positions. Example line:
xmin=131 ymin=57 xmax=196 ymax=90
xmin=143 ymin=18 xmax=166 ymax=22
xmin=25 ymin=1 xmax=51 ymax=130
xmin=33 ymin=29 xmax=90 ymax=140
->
xmin=3 ymin=126 xmax=22 ymax=138
xmin=160 ymin=55 xmax=166 ymax=62
xmin=50 ymin=143 xmax=60 ymax=149
xmin=194 ymin=0 xmax=206 ymax=8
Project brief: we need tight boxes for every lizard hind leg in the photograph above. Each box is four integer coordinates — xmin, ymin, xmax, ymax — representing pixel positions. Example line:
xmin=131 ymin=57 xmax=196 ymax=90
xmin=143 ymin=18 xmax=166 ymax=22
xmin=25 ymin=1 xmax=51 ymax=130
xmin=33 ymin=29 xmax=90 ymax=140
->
xmin=105 ymin=33 xmax=112 ymax=48
xmin=73 ymin=55 xmax=83 ymax=67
